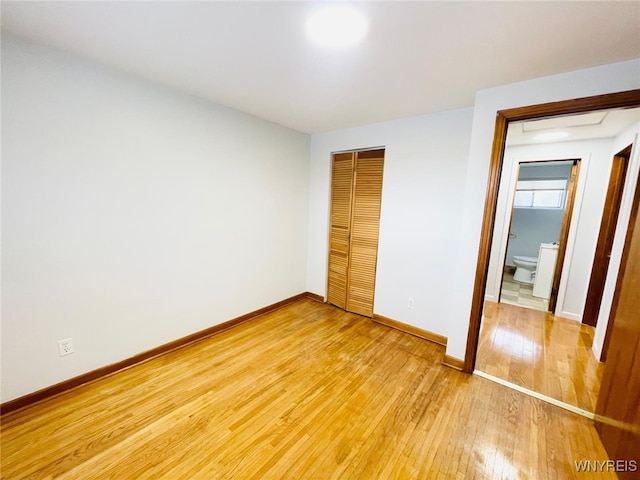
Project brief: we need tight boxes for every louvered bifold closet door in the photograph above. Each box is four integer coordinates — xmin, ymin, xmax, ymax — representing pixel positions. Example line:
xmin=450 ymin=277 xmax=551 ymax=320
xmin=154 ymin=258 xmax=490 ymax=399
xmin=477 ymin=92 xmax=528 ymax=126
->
xmin=327 ymin=152 xmax=355 ymax=309
xmin=346 ymin=149 xmax=385 ymax=317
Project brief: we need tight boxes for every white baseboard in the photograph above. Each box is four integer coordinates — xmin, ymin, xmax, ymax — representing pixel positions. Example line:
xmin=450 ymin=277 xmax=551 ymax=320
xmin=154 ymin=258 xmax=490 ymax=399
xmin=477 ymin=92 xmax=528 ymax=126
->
xmin=591 ymin=340 xmax=603 ymax=362
xmin=556 ymin=310 xmax=581 ymax=322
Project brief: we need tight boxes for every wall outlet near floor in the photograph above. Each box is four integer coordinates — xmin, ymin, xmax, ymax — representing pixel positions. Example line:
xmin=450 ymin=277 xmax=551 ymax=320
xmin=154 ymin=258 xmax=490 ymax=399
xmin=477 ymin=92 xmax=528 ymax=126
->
xmin=408 ymin=298 xmax=415 ymax=309
xmin=58 ymin=338 xmax=74 ymax=357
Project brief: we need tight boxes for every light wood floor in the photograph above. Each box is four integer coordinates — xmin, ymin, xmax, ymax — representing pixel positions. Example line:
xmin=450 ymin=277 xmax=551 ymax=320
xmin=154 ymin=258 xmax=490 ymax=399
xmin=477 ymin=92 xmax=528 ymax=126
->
xmin=1 ymin=299 xmax=614 ymax=479
xmin=476 ymin=301 xmax=605 ymax=413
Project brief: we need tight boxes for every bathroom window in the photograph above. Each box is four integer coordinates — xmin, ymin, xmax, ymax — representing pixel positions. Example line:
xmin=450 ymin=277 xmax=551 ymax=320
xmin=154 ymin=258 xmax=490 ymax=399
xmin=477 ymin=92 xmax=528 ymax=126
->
xmin=514 ymin=179 xmax=567 ymax=209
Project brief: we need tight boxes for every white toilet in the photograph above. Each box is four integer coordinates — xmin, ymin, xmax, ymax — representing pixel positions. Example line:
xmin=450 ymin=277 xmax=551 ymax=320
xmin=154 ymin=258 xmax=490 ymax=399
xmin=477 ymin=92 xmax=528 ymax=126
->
xmin=512 ymin=255 xmax=538 ymax=284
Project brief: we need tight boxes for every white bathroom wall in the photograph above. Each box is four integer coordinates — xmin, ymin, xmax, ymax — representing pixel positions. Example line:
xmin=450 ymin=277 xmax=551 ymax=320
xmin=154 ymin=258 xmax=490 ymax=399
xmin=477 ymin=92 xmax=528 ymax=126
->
xmin=593 ymin=121 xmax=640 ymax=359
xmin=505 ymin=209 xmax=565 ymax=265
xmin=484 ymin=138 xmax=614 ymax=322
xmin=1 ymin=35 xmax=310 ymax=402
xmin=307 ymin=108 xmax=473 ymax=338
xmin=447 ymin=59 xmax=640 ymax=361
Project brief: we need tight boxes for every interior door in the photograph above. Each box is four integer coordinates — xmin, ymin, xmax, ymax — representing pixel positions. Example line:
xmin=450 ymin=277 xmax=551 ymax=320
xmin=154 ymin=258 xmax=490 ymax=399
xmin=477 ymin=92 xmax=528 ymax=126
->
xmin=327 ymin=152 xmax=355 ymax=309
xmin=548 ymin=160 xmax=580 ymax=312
xmin=595 ymin=167 xmax=640 ymax=479
xmin=346 ymin=150 xmax=384 ymax=317
xmin=326 ymin=148 xmax=384 ymax=317
xmin=583 ymin=145 xmax=631 ymax=327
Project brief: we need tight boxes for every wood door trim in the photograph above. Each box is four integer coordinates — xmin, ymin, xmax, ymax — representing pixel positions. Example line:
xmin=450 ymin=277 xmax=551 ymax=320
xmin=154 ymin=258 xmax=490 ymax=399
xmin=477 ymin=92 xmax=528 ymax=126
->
xmin=548 ymin=160 xmax=580 ymax=312
xmin=463 ymin=89 xmax=640 ymax=374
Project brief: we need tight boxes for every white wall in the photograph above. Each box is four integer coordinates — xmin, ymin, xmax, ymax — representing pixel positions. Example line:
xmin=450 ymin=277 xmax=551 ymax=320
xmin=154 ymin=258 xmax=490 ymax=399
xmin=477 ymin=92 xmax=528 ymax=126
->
xmin=3 ymin=36 xmax=637 ymax=403
xmin=447 ymin=59 xmax=640 ymax=361
xmin=485 ymin=139 xmax=615 ymax=323
xmin=306 ymin=109 xmax=473 ymax=338
xmin=1 ymin=36 xmax=310 ymax=402
xmin=593 ymin=121 xmax=640 ymax=359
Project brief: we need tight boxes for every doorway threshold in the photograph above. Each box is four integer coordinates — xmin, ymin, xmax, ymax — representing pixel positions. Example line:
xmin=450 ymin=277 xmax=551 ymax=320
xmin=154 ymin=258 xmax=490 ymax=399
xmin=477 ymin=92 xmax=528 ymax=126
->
xmin=473 ymin=369 xmax=595 ymax=420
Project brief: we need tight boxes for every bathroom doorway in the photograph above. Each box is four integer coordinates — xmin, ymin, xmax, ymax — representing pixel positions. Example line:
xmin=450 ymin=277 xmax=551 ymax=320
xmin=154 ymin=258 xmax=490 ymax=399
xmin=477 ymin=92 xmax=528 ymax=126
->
xmin=498 ymin=159 xmax=579 ymax=314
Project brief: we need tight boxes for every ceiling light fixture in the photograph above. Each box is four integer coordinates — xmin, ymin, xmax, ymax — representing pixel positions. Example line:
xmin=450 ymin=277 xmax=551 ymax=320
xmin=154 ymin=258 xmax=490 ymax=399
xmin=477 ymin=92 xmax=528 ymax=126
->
xmin=306 ymin=5 xmax=368 ymax=48
xmin=534 ymin=131 xmax=570 ymax=142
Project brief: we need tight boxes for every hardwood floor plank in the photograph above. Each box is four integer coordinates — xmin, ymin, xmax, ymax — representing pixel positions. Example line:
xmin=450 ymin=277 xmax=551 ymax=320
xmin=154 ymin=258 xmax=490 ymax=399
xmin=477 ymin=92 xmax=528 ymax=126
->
xmin=1 ymin=299 xmax=616 ymax=479
xmin=476 ymin=301 xmax=604 ymax=412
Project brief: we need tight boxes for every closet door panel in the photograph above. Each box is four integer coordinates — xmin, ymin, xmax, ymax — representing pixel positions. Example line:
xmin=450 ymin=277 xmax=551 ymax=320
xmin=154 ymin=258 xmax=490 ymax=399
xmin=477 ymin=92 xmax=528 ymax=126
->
xmin=346 ymin=153 xmax=384 ymax=317
xmin=327 ymin=153 xmax=355 ymax=309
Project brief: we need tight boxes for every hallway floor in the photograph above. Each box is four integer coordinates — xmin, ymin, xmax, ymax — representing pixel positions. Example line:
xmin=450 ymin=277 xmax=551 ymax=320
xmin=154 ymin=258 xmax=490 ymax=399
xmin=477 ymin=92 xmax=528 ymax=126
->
xmin=475 ymin=301 xmax=604 ymax=412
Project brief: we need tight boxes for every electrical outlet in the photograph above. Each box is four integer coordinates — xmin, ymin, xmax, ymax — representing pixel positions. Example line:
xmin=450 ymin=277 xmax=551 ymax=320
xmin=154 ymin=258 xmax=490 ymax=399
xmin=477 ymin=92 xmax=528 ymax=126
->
xmin=408 ymin=298 xmax=415 ymax=309
xmin=58 ymin=338 xmax=74 ymax=357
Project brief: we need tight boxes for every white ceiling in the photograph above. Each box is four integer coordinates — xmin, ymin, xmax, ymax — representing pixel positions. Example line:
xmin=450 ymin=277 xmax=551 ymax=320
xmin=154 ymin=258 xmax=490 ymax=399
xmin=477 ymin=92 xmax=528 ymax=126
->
xmin=507 ymin=107 xmax=640 ymax=146
xmin=2 ymin=1 xmax=639 ymax=134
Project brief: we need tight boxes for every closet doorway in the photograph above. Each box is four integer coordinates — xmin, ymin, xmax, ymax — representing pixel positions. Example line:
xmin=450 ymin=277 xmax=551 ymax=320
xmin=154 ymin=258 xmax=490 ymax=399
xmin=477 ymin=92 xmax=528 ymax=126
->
xmin=327 ymin=148 xmax=385 ymax=317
